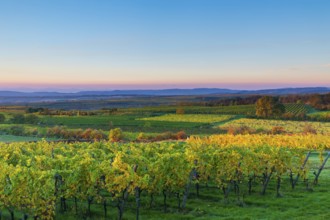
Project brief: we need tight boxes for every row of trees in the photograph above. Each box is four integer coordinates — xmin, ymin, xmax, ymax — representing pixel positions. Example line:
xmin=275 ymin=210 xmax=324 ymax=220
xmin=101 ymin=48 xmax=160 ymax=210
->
xmin=177 ymin=93 xmax=330 ymax=110
xmin=0 ymin=113 xmax=39 ymax=124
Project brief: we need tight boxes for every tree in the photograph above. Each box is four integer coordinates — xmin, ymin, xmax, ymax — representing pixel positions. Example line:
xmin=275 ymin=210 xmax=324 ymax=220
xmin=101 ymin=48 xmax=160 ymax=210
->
xmin=256 ymin=96 xmax=285 ymax=117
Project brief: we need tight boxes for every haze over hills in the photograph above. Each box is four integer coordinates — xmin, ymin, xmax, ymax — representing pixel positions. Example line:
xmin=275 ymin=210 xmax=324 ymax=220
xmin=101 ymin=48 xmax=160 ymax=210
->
xmin=0 ymin=87 xmax=329 ymax=105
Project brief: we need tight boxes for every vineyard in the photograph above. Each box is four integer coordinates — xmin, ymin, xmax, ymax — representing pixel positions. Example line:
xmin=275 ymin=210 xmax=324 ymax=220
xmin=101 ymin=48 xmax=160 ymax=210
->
xmin=0 ymin=135 xmax=329 ymax=219
xmin=284 ymin=104 xmax=316 ymax=115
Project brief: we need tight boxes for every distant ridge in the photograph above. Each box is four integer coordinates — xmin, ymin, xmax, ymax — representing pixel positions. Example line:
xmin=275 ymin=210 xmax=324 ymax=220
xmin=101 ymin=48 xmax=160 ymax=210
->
xmin=0 ymin=87 xmax=328 ymax=105
xmin=0 ymin=87 xmax=329 ymax=98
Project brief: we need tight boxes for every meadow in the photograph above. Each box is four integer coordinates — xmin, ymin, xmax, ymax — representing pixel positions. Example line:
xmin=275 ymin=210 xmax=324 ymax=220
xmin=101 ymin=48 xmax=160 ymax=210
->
xmin=219 ymin=118 xmax=330 ymax=134
xmin=139 ymin=114 xmax=235 ymax=123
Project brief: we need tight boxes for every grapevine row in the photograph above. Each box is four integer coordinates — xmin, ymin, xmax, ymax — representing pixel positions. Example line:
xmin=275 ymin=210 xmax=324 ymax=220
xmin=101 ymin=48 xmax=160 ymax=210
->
xmin=0 ymin=134 xmax=329 ymax=219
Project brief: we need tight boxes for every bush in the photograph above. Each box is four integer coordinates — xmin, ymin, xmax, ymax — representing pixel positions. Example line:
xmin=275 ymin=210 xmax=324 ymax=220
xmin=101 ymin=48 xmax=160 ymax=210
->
xmin=227 ymin=125 xmax=256 ymax=135
xmin=10 ymin=126 xmax=25 ymax=136
xmin=81 ymin=128 xmax=93 ymax=140
xmin=90 ymin=129 xmax=106 ymax=141
xmin=176 ymin=108 xmax=185 ymax=114
xmin=154 ymin=132 xmax=177 ymax=141
xmin=109 ymin=128 xmax=124 ymax=142
xmin=303 ymin=124 xmax=317 ymax=134
xmin=176 ymin=130 xmax=187 ymax=140
xmin=47 ymin=126 xmax=65 ymax=138
xmin=136 ymin=132 xmax=152 ymax=141
xmin=10 ymin=114 xmax=25 ymax=124
xmin=25 ymin=114 xmax=40 ymax=124
xmin=271 ymin=126 xmax=285 ymax=135
xmin=0 ymin=114 xmax=5 ymax=123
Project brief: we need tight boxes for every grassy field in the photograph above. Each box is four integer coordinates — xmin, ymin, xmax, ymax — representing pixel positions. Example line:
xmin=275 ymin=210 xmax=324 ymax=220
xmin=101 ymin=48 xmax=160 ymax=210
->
xmin=0 ymin=135 xmax=55 ymax=142
xmin=140 ymin=114 xmax=235 ymax=123
xmin=308 ymin=110 xmax=330 ymax=120
xmin=38 ymin=115 xmax=218 ymax=134
xmin=220 ymin=118 xmax=330 ymax=134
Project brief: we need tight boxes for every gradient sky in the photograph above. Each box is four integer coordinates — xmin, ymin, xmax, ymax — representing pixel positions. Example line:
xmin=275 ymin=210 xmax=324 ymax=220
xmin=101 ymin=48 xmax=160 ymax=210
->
xmin=0 ymin=0 xmax=329 ymax=91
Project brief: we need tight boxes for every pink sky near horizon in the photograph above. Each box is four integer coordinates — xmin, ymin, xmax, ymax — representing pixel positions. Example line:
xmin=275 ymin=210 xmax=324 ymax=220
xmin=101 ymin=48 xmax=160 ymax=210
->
xmin=0 ymin=82 xmax=329 ymax=92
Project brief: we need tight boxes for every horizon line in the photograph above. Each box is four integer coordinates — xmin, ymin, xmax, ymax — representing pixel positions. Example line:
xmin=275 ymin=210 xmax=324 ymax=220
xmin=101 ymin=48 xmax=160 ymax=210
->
xmin=0 ymin=86 xmax=329 ymax=93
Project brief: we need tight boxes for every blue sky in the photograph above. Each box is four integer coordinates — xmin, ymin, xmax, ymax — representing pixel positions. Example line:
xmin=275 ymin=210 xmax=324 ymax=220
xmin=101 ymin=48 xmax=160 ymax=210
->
xmin=0 ymin=0 xmax=329 ymax=91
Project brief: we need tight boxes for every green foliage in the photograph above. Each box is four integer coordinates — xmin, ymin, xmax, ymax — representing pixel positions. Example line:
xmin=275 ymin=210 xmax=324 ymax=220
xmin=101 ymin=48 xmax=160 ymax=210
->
xmin=256 ymin=96 xmax=285 ymax=117
xmin=9 ymin=114 xmax=40 ymax=124
xmin=0 ymin=139 xmax=329 ymax=219
xmin=0 ymin=114 xmax=5 ymax=123
xmin=9 ymin=125 xmax=25 ymax=136
xmin=109 ymin=128 xmax=124 ymax=142
xmin=24 ymin=114 xmax=39 ymax=124
xmin=308 ymin=111 xmax=330 ymax=121
xmin=10 ymin=114 xmax=25 ymax=124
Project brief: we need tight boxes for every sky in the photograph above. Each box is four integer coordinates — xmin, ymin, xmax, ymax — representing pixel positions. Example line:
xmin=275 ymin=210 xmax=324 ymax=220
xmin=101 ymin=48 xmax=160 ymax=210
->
xmin=0 ymin=0 xmax=329 ymax=91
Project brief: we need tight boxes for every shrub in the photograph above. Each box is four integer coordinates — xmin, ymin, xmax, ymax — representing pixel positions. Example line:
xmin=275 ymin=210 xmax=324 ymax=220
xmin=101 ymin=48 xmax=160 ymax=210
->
xmin=137 ymin=132 xmax=154 ymax=142
xmin=154 ymin=132 xmax=177 ymax=141
xmin=176 ymin=108 xmax=185 ymax=114
xmin=10 ymin=126 xmax=25 ymax=136
xmin=227 ymin=125 xmax=255 ymax=135
xmin=303 ymin=124 xmax=317 ymax=134
xmin=47 ymin=126 xmax=65 ymax=138
xmin=0 ymin=114 xmax=5 ymax=123
xmin=282 ymin=113 xmax=295 ymax=120
xmin=10 ymin=114 xmax=25 ymax=124
xmin=90 ymin=129 xmax=106 ymax=141
xmin=81 ymin=128 xmax=93 ymax=140
xmin=109 ymin=128 xmax=124 ymax=142
xmin=271 ymin=126 xmax=285 ymax=135
xmin=25 ymin=114 xmax=40 ymax=124
xmin=176 ymin=130 xmax=187 ymax=140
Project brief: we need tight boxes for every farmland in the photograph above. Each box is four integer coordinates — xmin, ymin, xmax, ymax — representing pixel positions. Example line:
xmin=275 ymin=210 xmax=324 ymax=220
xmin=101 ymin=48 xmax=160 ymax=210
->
xmin=0 ymin=100 xmax=330 ymax=219
xmin=219 ymin=118 xmax=330 ymax=134
xmin=0 ymin=136 xmax=329 ymax=219
xmin=139 ymin=114 xmax=235 ymax=123
xmin=2 ymin=0 xmax=330 ymax=218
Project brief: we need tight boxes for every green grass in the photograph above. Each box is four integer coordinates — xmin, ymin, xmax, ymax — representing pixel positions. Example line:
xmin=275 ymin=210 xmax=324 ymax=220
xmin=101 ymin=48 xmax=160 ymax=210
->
xmin=39 ymin=115 xmax=220 ymax=135
xmin=0 ymin=135 xmax=56 ymax=142
xmin=308 ymin=110 xmax=330 ymax=120
xmin=125 ymin=105 xmax=257 ymax=115
xmin=139 ymin=114 xmax=235 ymax=123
